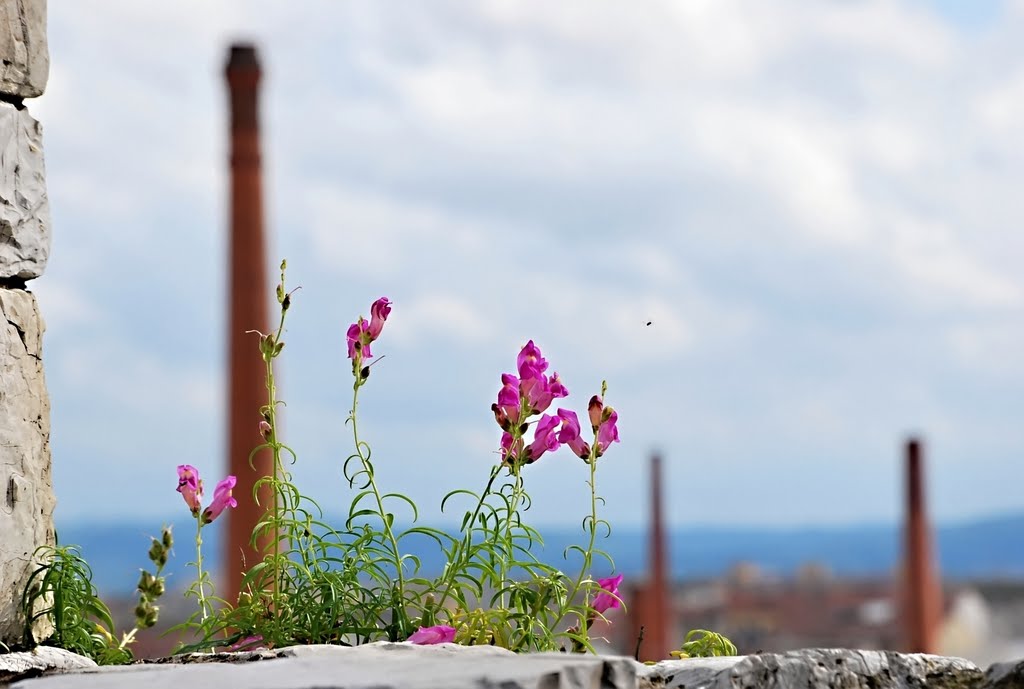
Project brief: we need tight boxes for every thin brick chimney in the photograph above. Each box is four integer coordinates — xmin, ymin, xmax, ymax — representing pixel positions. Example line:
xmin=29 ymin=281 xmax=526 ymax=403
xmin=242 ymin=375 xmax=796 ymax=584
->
xmin=903 ymin=437 xmax=942 ymax=653
xmin=224 ymin=43 xmax=272 ymax=603
xmin=644 ymin=453 xmax=671 ymax=660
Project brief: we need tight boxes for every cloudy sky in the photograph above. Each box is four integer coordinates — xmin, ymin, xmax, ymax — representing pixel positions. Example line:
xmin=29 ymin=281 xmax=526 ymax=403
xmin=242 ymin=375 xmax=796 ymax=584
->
xmin=30 ymin=1 xmax=1023 ymax=530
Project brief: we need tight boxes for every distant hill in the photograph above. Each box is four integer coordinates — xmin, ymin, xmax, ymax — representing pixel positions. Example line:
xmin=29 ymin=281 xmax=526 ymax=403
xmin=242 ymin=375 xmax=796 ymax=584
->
xmin=56 ymin=512 xmax=1024 ymax=596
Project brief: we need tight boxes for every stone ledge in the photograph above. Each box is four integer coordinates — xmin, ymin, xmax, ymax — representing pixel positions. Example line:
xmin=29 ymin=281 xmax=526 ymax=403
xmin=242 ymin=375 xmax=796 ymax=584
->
xmin=0 ymin=0 xmax=48 ymax=98
xmin=0 ymin=647 xmax=96 ymax=685
xmin=2 ymin=645 xmax=995 ymax=689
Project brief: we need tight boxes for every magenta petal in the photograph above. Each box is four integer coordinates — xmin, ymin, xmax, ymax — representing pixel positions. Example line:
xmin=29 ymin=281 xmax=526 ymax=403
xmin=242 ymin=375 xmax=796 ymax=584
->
xmin=593 ymin=574 xmax=624 ymax=614
xmin=516 ymin=340 xmax=548 ymax=380
xmin=407 ymin=625 xmax=456 ymax=645
xmin=367 ymin=297 xmax=392 ymax=339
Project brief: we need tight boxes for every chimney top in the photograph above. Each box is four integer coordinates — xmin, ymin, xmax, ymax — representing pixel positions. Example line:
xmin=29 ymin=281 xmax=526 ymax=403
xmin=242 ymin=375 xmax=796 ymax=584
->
xmin=227 ymin=43 xmax=260 ymax=72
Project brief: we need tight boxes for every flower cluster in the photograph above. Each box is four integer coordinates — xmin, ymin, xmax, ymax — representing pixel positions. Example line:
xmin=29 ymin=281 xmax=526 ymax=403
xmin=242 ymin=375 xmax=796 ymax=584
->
xmin=492 ymin=340 xmax=619 ymax=466
xmin=176 ymin=465 xmax=238 ymax=525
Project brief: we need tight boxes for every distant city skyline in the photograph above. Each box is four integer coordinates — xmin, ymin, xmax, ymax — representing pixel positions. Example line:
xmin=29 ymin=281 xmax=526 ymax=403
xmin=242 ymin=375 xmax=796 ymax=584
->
xmin=32 ymin=1 xmax=1024 ymax=527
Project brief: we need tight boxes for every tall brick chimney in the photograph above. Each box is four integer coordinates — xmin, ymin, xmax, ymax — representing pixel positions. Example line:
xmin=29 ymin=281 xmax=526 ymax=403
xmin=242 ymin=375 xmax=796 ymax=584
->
xmin=645 ymin=453 xmax=671 ymax=660
xmin=903 ymin=437 xmax=942 ymax=653
xmin=224 ymin=43 xmax=272 ymax=603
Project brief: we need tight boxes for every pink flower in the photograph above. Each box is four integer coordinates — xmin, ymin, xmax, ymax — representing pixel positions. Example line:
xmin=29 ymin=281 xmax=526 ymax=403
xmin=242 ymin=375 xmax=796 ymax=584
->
xmin=407 ymin=625 xmax=457 ymax=645
xmin=556 ymin=409 xmax=590 ymax=459
xmin=346 ymin=318 xmax=372 ymax=360
xmin=347 ymin=297 xmax=392 ymax=361
xmin=495 ymin=373 xmax=521 ymax=426
xmin=202 ymin=475 xmax=238 ymax=524
xmin=228 ymin=635 xmax=265 ymax=652
xmin=524 ymin=414 xmax=561 ymax=464
xmin=367 ymin=297 xmax=392 ymax=340
xmin=593 ymin=574 xmax=624 ymax=615
xmin=176 ymin=465 xmax=203 ymax=516
xmin=521 ymin=371 xmax=568 ymax=415
xmin=596 ymin=408 xmax=620 ymax=457
xmin=500 ymin=431 xmax=524 ymax=465
xmin=516 ymin=340 xmax=548 ymax=380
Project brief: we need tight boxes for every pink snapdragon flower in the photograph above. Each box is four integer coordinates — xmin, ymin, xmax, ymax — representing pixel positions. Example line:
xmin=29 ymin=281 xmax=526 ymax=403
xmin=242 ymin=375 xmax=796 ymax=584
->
xmin=346 ymin=297 xmax=392 ymax=361
xmin=500 ymin=431 xmax=524 ymax=465
xmin=176 ymin=465 xmax=203 ymax=516
xmin=346 ymin=318 xmax=372 ymax=359
xmin=524 ymin=413 xmax=561 ymax=463
xmin=494 ymin=373 xmax=521 ymax=427
xmin=556 ymin=409 xmax=590 ymax=459
xmin=407 ymin=625 xmax=457 ymax=645
xmin=593 ymin=574 xmax=624 ymax=615
xmin=202 ymin=476 xmax=238 ymax=524
xmin=367 ymin=297 xmax=392 ymax=340
xmin=596 ymin=408 xmax=619 ymax=456
xmin=517 ymin=340 xmax=548 ymax=380
xmin=520 ymin=371 xmax=568 ymax=415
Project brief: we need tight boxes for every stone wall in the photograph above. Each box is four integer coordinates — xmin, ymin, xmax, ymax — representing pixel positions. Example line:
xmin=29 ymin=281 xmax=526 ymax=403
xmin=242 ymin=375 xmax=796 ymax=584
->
xmin=0 ymin=0 xmax=53 ymax=649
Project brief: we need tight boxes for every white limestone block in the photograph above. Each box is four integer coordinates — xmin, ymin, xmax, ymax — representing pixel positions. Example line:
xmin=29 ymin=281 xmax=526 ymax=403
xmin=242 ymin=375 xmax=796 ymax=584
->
xmin=0 ymin=0 xmax=48 ymax=98
xmin=0 ymin=647 xmax=95 ymax=685
xmin=0 ymin=101 xmax=49 ymax=280
xmin=639 ymin=648 xmax=983 ymax=689
xmin=0 ymin=100 xmax=49 ymax=278
xmin=0 ymin=289 xmax=54 ymax=647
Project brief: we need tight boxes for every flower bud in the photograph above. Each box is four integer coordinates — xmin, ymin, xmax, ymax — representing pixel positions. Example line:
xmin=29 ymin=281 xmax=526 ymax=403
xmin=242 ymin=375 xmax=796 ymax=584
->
xmin=147 ymin=539 xmax=164 ymax=564
xmin=138 ymin=570 xmax=155 ymax=592
xmin=276 ymin=283 xmax=285 ymax=304
xmin=161 ymin=526 xmax=173 ymax=550
xmin=588 ymin=395 xmax=603 ymax=433
xmin=259 ymin=420 xmax=272 ymax=441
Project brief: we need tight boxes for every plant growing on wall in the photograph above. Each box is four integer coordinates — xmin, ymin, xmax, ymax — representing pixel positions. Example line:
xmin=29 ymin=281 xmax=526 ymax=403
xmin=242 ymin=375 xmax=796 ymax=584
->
xmin=177 ymin=261 xmax=624 ymax=653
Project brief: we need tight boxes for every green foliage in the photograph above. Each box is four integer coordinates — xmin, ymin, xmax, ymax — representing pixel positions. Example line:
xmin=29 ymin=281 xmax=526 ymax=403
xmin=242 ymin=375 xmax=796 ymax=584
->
xmin=670 ymin=629 xmax=739 ymax=659
xmin=178 ymin=261 xmax=624 ymax=653
xmin=21 ymin=529 xmax=170 ymax=665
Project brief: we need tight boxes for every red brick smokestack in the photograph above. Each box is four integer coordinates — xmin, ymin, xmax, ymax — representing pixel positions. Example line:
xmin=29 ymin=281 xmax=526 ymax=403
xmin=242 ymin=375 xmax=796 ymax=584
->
xmin=224 ymin=43 xmax=272 ymax=604
xmin=645 ymin=453 xmax=671 ymax=660
xmin=903 ymin=437 xmax=942 ymax=653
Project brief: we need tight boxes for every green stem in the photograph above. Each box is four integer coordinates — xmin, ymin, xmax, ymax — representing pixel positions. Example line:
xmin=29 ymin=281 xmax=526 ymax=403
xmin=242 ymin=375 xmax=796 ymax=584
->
xmin=194 ymin=517 xmax=208 ymax=623
xmin=553 ymin=451 xmax=599 ymax=646
xmin=350 ymin=379 xmax=408 ymax=635
xmin=499 ymin=467 xmax=525 ymax=609
xmin=262 ymin=306 xmax=288 ymax=620
xmin=435 ymin=464 xmax=501 ymax=612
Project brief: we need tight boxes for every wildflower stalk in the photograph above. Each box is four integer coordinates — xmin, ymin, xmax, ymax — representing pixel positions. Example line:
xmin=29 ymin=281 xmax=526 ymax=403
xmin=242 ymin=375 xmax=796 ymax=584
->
xmin=499 ymin=466 xmax=526 ymax=608
xmin=193 ymin=518 xmax=209 ymax=623
xmin=349 ymin=379 xmax=409 ymax=635
xmin=261 ymin=302 xmax=289 ymax=618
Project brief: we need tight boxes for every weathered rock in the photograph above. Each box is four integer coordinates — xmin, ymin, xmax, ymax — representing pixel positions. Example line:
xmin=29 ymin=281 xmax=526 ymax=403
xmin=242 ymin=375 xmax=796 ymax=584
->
xmin=3 ymin=644 xmax=997 ymax=689
xmin=0 ymin=0 xmax=48 ymax=99
xmin=0 ymin=289 xmax=54 ymax=648
xmin=986 ymin=658 xmax=1024 ymax=689
xmin=11 ymin=642 xmax=639 ymax=689
xmin=0 ymin=647 xmax=95 ymax=685
xmin=639 ymin=648 xmax=984 ymax=689
xmin=0 ymin=102 xmax=50 ymax=280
